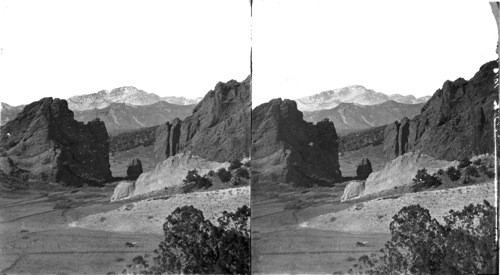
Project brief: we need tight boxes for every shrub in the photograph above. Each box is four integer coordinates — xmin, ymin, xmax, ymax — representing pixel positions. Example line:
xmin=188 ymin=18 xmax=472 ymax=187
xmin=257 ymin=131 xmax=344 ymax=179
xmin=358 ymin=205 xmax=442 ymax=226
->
xmin=352 ymin=200 xmax=497 ymax=274
xmin=436 ymin=169 xmax=445 ymax=176
xmin=229 ymin=159 xmax=242 ymax=170
xmin=235 ymin=167 xmax=250 ymax=179
xmin=446 ymin=166 xmax=461 ymax=181
xmin=486 ymin=170 xmax=495 ymax=179
xmin=473 ymin=158 xmax=481 ymax=165
xmin=478 ymin=164 xmax=489 ymax=174
xmin=131 ymin=205 xmax=250 ymax=274
xmin=217 ymin=168 xmax=232 ymax=183
xmin=207 ymin=170 xmax=216 ymax=177
xmin=464 ymin=166 xmax=480 ymax=178
xmin=457 ymin=156 xmax=471 ymax=169
xmin=412 ymin=168 xmax=441 ymax=192
xmin=182 ymin=170 xmax=212 ymax=191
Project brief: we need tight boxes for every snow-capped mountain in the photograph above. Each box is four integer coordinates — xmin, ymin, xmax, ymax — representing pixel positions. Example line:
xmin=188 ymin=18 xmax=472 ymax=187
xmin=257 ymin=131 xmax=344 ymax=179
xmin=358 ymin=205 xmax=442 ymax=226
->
xmin=162 ymin=96 xmax=203 ymax=106
xmin=296 ymin=85 xmax=430 ymax=112
xmin=67 ymin=86 xmax=201 ymax=111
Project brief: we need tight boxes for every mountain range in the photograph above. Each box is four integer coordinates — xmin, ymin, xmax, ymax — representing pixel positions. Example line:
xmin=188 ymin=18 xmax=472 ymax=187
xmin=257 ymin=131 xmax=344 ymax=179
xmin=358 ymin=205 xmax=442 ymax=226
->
xmin=1 ymin=86 xmax=201 ymax=132
xmin=296 ymin=85 xmax=430 ymax=112
xmin=67 ymin=86 xmax=202 ymax=111
xmin=303 ymin=100 xmax=424 ymax=135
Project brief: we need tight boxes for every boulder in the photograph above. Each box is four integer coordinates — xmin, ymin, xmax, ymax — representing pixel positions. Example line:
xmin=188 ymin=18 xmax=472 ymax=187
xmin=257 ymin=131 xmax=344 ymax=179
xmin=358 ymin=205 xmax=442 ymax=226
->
xmin=340 ymin=181 xmax=365 ymax=202
xmin=110 ymin=180 xmax=135 ymax=202
xmin=356 ymin=158 xmax=372 ymax=178
xmin=0 ymin=97 xmax=111 ymax=186
xmin=153 ymin=76 xmax=251 ymax=165
xmin=361 ymin=152 xmax=458 ymax=198
xmin=126 ymin=159 xmax=143 ymax=178
xmin=383 ymin=61 xmax=498 ymax=161
xmin=129 ymin=152 xmax=229 ymax=198
xmin=252 ymin=98 xmax=342 ymax=187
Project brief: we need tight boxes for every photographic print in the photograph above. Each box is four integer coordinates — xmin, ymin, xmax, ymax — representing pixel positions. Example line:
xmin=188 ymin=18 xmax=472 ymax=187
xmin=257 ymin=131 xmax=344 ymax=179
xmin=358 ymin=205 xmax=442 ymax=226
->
xmin=251 ymin=1 xmax=498 ymax=274
xmin=0 ymin=1 xmax=250 ymax=274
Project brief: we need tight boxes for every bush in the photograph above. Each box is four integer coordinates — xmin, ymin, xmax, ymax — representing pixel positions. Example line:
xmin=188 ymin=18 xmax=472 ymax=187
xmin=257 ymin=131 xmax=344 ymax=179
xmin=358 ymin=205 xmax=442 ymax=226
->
xmin=229 ymin=159 xmax=242 ymax=170
xmin=446 ymin=166 xmax=461 ymax=181
xmin=182 ymin=170 xmax=212 ymax=191
xmin=235 ymin=167 xmax=250 ymax=179
xmin=464 ymin=166 xmax=480 ymax=178
xmin=217 ymin=168 xmax=232 ymax=183
xmin=436 ymin=169 xmax=445 ymax=176
xmin=478 ymin=164 xmax=489 ymax=174
xmin=207 ymin=170 xmax=216 ymax=177
xmin=473 ymin=158 xmax=481 ymax=166
xmin=486 ymin=170 xmax=495 ymax=179
xmin=457 ymin=156 xmax=471 ymax=169
xmin=411 ymin=168 xmax=441 ymax=192
xmin=353 ymin=200 xmax=497 ymax=275
xmin=130 ymin=205 xmax=250 ymax=274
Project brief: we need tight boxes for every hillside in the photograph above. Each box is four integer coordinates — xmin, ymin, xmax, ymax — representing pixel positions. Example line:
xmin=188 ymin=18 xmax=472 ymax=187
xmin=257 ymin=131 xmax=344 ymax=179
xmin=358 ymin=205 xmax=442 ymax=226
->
xmin=303 ymin=100 xmax=423 ymax=135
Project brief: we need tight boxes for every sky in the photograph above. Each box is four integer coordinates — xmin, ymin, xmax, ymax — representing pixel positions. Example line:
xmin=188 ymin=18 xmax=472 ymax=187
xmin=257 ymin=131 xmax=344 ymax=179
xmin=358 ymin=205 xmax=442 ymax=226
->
xmin=0 ymin=0 xmax=250 ymax=106
xmin=252 ymin=0 xmax=498 ymax=106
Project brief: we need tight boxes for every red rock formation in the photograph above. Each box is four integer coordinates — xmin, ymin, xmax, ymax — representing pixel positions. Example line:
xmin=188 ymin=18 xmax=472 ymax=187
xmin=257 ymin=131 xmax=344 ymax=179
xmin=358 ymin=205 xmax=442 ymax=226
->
xmin=0 ymin=97 xmax=112 ymax=186
xmin=252 ymin=98 xmax=342 ymax=187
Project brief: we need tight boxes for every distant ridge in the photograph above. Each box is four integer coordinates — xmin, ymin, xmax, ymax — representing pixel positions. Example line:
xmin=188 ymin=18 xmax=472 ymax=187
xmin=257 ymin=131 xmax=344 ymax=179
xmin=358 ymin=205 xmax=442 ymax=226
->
xmin=296 ymin=85 xmax=430 ymax=112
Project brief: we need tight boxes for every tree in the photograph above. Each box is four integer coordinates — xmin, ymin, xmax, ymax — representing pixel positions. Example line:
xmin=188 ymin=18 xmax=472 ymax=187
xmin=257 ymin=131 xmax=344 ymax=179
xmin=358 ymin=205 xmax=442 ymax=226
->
xmin=132 ymin=205 xmax=251 ymax=274
xmin=217 ymin=168 xmax=232 ymax=183
xmin=352 ymin=200 xmax=497 ymax=275
xmin=446 ymin=166 xmax=461 ymax=181
xmin=412 ymin=168 xmax=441 ymax=192
xmin=229 ymin=159 xmax=243 ymax=170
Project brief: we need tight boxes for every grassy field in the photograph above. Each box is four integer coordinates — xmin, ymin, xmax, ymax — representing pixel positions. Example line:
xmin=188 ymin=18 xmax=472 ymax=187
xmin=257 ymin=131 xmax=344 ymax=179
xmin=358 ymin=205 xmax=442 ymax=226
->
xmin=0 ymin=184 xmax=160 ymax=274
xmin=251 ymin=184 xmax=391 ymax=274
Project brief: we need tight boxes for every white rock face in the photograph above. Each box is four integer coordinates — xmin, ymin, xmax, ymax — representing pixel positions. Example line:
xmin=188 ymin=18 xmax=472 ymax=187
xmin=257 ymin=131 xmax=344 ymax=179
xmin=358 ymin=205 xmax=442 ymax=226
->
xmin=110 ymin=153 xmax=229 ymax=201
xmin=161 ymin=96 xmax=203 ymax=106
xmin=360 ymin=152 xmax=458 ymax=198
xmin=296 ymin=85 xmax=430 ymax=112
xmin=340 ymin=181 xmax=365 ymax=202
xmin=110 ymin=181 xmax=136 ymax=202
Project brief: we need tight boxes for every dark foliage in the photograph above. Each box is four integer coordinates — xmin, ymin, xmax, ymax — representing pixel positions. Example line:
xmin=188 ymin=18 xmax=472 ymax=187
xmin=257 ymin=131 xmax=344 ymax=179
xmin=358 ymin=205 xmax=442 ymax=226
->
xmin=216 ymin=168 xmax=232 ymax=183
xmin=446 ymin=166 xmax=461 ymax=182
xmin=457 ymin=156 xmax=472 ymax=169
xmin=352 ymin=200 xmax=497 ymax=275
xmin=411 ymin=168 xmax=441 ymax=192
xmin=473 ymin=158 xmax=481 ymax=166
xmin=338 ymin=125 xmax=386 ymax=152
xmin=207 ymin=170 xmax=216 ymax=177
xmin=182 ymin=170 xmax=212 ymax=192
xmin=130 ymin=205 xmax=250 ymax=274
xmin=464 ymin=166 xmax=480 ymax=178
xmin=235 ymin=167 xmax=250 ymax=179
xmin=109 ymin=125 xmax=158 ymax=152
xmin=229 ymin=159 xmax=243 ymax=170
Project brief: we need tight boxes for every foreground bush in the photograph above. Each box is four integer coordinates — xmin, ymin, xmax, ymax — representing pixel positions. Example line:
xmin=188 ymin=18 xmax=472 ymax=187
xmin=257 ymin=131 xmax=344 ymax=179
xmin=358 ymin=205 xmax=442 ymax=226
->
xmin=130 ymin=205 xmax=250 ymax=274
xmin=182 ymin=170 xmax=212 ymax=192
xmin=351 ymin=200 xmax=497 ymax=274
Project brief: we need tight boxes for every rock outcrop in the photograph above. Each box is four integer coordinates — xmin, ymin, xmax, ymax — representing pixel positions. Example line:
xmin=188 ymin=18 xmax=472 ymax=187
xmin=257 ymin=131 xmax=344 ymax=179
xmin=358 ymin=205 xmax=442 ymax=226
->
xmin=110 ymin=180 xmax=135 ymax=201
xmin=154 ymin=76 xmax=251 ymax=164
xmin=252 ymin=98 xmax=342 ymax=187
xmin=356 ymin=158 xmax=372 ymax=178
xmin=340 ymin=180 xmax=365 ymax=202
xmin=383 ymin=61 xmax=498 ymax=161
xmin=0 ymin=97 xmax=112 ymax=186
xmin=126 ymin=159 xmax=143 ymax=178
xmin=110 ymin=152 xmax=229 ymax=201
xmin=358 ymin=152 xmax=457 ymax=199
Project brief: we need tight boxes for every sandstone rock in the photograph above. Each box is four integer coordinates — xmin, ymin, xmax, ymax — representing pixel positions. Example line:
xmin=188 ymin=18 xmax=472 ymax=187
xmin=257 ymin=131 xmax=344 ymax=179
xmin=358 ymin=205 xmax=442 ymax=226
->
xmin=110 ymin=180 xmax=135 ymax=202
xmin=0 ymin=98 xmax=112 ymax=186
xmin=356 ymin=158 xmax=372 ymax=178
xmin=340 ymin=181 xmax=365 ymax=202
xmin=129 ymin=152 xmax=229 ymax=199
xmin=252 ymin=98 xmax=342 ymax=187
xmin=361 ymin=152 xmax=457 ymax=198
xmin=153 ymin=76 xmax=251 ymax=165
xmin=126 ymin=159 xmax=143 ymax=178
xmin=383 ymin=61 xmax=498 ymax=161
